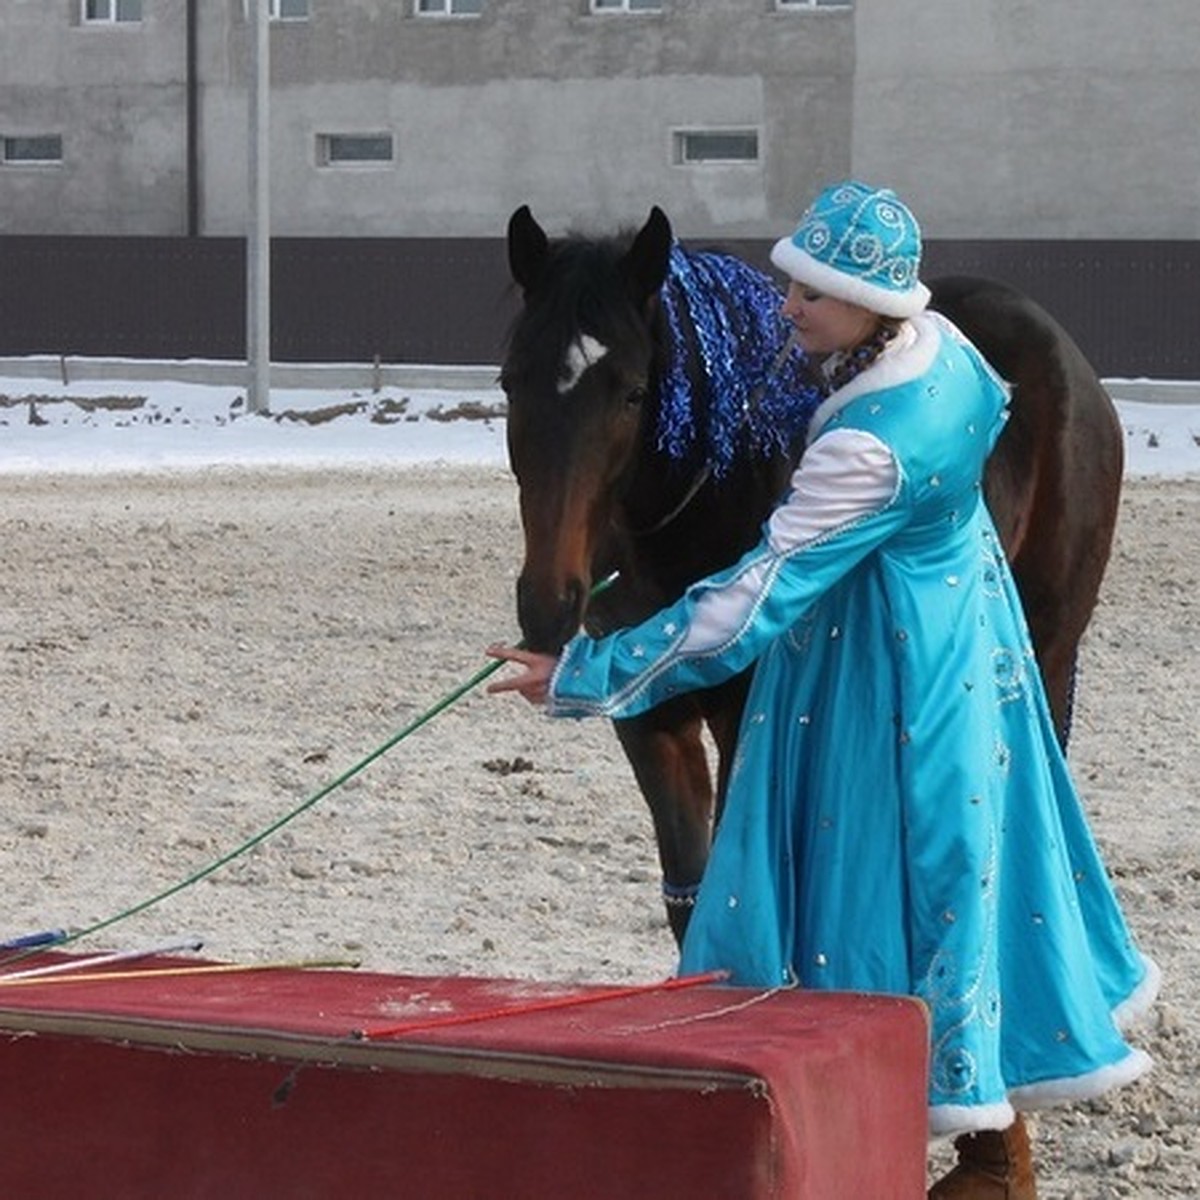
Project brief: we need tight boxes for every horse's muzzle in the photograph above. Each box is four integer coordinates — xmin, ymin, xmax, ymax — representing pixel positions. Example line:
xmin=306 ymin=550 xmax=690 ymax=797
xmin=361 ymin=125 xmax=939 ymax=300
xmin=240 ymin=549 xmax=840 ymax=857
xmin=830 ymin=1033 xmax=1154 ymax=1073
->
xmin=516 ymin=572 xmax=586 ymax=654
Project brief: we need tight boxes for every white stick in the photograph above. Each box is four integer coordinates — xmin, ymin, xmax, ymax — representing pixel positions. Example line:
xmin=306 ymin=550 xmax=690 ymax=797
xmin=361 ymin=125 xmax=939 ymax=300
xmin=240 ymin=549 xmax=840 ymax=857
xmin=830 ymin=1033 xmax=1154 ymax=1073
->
xmin=0 ymin=937 xmax=204 ymax=984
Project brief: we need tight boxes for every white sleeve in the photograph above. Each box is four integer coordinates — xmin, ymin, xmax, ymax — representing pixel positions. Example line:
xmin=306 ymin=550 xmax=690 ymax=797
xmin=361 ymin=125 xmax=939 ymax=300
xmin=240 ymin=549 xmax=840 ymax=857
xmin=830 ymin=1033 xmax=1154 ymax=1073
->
xmin=549 ymin=426 xmax=904 ymax=719
xmin=678 ymin=428 xmax=898 ymax=654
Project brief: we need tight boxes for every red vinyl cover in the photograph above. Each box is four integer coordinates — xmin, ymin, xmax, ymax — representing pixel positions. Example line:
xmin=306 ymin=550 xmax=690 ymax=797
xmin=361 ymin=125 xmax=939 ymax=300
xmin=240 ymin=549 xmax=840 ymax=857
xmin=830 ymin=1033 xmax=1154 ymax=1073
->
xmin=0 ymin=955 xmax=929 ymax=1198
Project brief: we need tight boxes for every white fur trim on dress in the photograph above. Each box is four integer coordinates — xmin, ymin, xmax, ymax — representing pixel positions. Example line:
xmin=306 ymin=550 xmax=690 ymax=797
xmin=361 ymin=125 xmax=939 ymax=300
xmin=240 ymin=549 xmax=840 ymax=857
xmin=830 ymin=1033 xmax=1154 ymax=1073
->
xmin=770 ymin=236 xmax=932 ymax=319
xmin=1007 ymin=1048 xmax=1154 ymax=1113
xmin=930 ymin=1041 xmax=1156 ymax=1141
xmin=929 ymin=1100 xmax=1016 ymax=1141
xmin=1113 ymin=955 xmax=1162 ymax=1031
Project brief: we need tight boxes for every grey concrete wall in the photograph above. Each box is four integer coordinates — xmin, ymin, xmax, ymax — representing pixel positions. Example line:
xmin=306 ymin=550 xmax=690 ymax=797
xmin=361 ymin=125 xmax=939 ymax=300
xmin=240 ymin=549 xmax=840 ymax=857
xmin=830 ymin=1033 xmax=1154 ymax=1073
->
xmin=196 ymin=0 xmax=853 ymax=239
xmin=2 ymin=1 xmax=1197 ymax=240
xmin=0 ymin=0 xmax=189 ymax=234
xmin=199 ymin=73 xmax=850 ymax=240
xmin=851 ymin=0 xmax=1200 ymax=238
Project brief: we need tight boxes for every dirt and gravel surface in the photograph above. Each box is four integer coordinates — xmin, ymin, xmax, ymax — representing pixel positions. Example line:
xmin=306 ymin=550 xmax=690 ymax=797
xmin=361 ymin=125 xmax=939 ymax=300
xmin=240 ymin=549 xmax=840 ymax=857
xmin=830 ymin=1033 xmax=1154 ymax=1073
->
xmin=1 ymin=466 xmax=1195 ymax=1197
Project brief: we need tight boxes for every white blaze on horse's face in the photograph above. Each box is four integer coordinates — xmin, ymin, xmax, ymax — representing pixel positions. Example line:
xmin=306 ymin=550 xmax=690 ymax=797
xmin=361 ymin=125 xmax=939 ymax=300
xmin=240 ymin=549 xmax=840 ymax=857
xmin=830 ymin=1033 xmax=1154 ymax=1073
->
xmin=556 ymin=334 xmax=610 ymax=395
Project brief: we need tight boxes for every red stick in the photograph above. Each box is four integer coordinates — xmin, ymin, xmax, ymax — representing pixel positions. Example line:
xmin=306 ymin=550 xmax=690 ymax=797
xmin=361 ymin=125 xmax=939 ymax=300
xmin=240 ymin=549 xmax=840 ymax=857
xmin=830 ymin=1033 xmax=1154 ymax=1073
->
xmin=353 ymin=969 xmax=730 ymax=1041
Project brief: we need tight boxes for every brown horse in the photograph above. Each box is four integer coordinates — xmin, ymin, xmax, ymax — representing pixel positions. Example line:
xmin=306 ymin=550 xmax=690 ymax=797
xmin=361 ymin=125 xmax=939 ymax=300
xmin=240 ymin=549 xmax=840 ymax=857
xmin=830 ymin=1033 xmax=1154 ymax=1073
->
xmin=501 ymin=204 xmax=1123 ymax=942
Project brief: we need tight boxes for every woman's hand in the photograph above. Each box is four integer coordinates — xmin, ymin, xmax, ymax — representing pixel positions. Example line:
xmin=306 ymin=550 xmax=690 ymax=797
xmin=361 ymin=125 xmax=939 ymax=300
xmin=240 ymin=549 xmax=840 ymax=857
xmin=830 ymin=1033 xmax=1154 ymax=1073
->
xmin=485 ymin=643 xmax=559 ymax=706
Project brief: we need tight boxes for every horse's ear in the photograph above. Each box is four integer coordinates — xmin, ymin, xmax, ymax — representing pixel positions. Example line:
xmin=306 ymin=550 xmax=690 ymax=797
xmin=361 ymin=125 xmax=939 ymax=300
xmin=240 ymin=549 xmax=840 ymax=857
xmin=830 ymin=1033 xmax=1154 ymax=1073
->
xmin=622 ymin=206 xmax=673 ymax=304
xmin=508 ymin=205 xmax=549 ymax=293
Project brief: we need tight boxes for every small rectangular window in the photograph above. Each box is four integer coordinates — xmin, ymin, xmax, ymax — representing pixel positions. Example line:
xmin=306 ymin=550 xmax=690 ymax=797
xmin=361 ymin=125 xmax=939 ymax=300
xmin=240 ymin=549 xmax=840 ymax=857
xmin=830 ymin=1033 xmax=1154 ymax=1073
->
xmin=591 ymin=0 xmax=662 ymax=12
xmin=776 ymin=0 xmax=852 ymax=9
xmin=416 ymin=0 xmax=484 ymax=15
xmin=82 ymin=0 xmax=143 ymax=22
xmin=317 ymin=133 xmax=395 ymax=166
xmin=2 ymin=135 xmax=64 ymax=164
xmin=673 ymin=129 xmax=759 ymax=165
xmin=242 ymin=0 xmax=310 ymax=20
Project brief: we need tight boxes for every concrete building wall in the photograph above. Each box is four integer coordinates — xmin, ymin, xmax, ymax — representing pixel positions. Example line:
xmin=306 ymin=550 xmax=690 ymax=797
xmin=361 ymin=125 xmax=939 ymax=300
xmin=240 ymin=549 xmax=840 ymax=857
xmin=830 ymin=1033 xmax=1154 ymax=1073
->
xmin=195 ymin=0 xmax=853 ymax=239
xmin=1 ymin=1 xmax=1197 ymax=240
xmin=851 ymin=0 xmax=1200 ymax=238
xmin=0 ymin=0 xmax=190 ymax=235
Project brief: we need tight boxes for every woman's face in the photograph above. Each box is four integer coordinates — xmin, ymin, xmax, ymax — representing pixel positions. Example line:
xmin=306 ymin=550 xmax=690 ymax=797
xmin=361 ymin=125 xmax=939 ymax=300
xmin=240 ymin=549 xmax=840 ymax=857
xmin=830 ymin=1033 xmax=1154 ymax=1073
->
xmin=781 ymin=282 xmax=881 ymax=357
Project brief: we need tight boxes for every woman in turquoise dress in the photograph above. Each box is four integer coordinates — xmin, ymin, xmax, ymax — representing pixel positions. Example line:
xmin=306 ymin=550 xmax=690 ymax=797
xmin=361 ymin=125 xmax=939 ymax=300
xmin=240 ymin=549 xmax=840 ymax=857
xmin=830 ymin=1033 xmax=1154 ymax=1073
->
xmin=488 ymin=180 xmax=1157 ymax=1199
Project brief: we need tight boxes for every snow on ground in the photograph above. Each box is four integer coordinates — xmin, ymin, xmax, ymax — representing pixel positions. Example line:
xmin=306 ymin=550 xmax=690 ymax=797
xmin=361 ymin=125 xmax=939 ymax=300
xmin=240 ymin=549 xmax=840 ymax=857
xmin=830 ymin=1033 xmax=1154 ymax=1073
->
xmin=1 ymin=370 xmax=1197 ymax=477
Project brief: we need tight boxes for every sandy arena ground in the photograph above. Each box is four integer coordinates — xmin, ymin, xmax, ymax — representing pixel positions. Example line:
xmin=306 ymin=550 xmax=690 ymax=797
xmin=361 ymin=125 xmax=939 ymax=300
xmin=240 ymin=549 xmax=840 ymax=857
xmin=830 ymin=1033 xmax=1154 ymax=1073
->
xmin=1 ymin=466 xmax=1196 ymax=1198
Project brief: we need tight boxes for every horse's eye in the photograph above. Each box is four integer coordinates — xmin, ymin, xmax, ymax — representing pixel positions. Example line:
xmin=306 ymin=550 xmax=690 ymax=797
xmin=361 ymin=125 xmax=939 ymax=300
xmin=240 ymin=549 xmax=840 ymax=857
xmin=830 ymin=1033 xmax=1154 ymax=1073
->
xmin=625 ymin=385 xmax=649 ymax=409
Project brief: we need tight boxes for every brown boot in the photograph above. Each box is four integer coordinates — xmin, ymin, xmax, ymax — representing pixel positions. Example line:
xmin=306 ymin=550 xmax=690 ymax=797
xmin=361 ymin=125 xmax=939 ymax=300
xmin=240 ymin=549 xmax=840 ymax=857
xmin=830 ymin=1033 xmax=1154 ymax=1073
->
xmin=928 ymin=1115 xmax=1038 ymax=1199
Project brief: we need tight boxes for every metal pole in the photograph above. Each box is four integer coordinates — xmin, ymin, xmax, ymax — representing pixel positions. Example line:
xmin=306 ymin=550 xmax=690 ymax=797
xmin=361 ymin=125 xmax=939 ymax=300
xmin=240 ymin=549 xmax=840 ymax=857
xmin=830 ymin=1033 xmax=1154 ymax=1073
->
xmin=246 ymin=0 xmax=270 ymax=414
xmin=186 ymin=0 xmax=199 ymax=237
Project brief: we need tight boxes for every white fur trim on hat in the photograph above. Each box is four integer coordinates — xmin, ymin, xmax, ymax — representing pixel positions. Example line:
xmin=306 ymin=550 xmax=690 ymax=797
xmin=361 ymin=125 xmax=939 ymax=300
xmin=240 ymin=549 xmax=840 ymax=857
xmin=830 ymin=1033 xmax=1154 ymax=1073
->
xmin=771 ymin=236 xmax=931 ymax=319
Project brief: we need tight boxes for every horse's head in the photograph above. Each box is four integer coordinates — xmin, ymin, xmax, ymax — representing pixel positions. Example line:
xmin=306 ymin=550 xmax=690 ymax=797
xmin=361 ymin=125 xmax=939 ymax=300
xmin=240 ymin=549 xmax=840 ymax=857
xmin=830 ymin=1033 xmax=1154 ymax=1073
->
xmin=502 ymin=205 xmax=673 ymax=652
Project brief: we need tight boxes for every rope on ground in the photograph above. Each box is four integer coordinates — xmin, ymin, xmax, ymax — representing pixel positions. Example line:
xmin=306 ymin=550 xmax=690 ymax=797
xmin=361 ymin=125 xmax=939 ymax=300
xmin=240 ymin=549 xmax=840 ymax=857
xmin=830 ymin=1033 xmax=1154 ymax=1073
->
xmin=0 ymin=573 xmax=620 ymax=973
xmin=0 ymin=654 xmax=508 ymax=972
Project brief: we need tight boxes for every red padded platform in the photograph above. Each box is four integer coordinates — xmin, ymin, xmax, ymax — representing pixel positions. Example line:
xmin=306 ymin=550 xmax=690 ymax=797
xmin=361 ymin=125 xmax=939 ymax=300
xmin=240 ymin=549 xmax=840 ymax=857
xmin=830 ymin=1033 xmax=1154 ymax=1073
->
xmin=0 ymin=955 xmax=929 ymax=1198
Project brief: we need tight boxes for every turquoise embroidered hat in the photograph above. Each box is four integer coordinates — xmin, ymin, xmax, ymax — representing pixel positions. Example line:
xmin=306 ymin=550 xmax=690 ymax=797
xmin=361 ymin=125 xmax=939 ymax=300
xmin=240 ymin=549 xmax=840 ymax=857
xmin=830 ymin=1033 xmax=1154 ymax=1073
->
xmin=770 ymin=180 xmax=931 ymax=318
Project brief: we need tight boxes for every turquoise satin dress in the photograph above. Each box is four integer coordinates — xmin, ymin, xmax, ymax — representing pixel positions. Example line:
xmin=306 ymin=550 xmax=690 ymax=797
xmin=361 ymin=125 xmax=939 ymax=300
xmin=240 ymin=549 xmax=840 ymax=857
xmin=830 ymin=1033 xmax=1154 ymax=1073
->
xmin=548 ymin=315 xmax=1156 ymax=1135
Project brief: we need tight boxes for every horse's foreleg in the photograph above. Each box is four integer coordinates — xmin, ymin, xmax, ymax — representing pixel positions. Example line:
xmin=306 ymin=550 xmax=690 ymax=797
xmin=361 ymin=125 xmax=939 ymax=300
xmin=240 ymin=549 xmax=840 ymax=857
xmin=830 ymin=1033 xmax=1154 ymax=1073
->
xmin=613 ymin=701 xmax=715 ymax=946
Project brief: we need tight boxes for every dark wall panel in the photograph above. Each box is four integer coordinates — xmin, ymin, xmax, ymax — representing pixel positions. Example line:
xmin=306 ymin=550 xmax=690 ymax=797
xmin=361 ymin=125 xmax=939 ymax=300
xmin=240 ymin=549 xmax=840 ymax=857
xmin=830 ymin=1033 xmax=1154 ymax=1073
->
xmin=1 ymin=236 xmax=1195 ymax=378
xmin=921 ymin=240 xmax=1200 ymax=380
xmin=0 ymin=237 xmax=245 ymax=360
xmin=269 ymin=238 xmax=516 ymax=365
